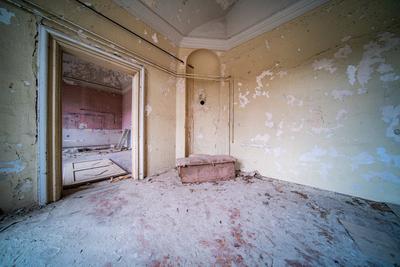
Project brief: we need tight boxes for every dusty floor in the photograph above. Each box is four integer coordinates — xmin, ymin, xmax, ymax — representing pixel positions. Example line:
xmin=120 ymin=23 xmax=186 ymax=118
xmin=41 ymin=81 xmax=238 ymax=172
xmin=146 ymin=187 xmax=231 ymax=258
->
xmin=0 ymin=170 xmax=399 ymax=266
xmin=63 ymin=148 xmax=132 ymax=173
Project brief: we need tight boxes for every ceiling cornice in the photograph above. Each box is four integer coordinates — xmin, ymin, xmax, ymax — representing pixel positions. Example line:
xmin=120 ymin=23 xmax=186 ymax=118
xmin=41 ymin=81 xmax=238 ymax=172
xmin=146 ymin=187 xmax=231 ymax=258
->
xmin=180 ymin=0 xmax=329 ymax=51
xmin=114 ymin=0 xmax=183 ymax=44
xmin=116 ymin=0 xmax=329 ymax=51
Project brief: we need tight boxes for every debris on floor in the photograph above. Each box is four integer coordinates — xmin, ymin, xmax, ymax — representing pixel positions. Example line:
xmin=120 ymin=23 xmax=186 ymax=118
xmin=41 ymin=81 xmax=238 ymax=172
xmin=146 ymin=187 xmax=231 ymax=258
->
xmin=110 ymin=174 xmax=132 ymax=183
xmin=63 ymin=159 xmax=127 ymax=186
xmin=0 ymin=169 xmax=399 ymax=266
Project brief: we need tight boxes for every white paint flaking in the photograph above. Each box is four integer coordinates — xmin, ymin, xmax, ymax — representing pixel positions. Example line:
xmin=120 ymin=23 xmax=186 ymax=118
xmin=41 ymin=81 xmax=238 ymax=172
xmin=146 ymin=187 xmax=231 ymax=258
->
xmin=381 ymin=105 xmax=400 ymax=142
xmin=264 ymin=112 xmax=274 ymax=128
xmin=145 ymin=104 xmax=152 ymax=116
xmin=331 ymin=89 xmax=353 ymax=101
xmin=286 ymin=95 xmax=303 ymax=106
xmin=376 ymin=147 xmax=400 ymax=168
xmin=336 ymin=109 xmax=348 ymax=121
xmin=334 ymin=45 xmax=352 ymax=58
xmin=276 ymin=70 xmax=288 ymax=78
xmin=0 ymin=160 xmax=26 ymax=173
xmin=356 ymin=32 xmax=400 ymax=88
xmin=346 ymin=65 xmax=357 ymax=85
xmin=151 ymin=33 xmax=158 ymax=43
xmin=380 ymin=73 xmax=400 ymax=82
xmin=265 ymin=40 xmax=270 ymax=50
xmin=341 ymin=35 xmax=352 ymax=42
xmin=312 ymin=58 xmax=337 ymax=74
xmin=238 ymin=91 xmax=250 ymax=108
xmin=0 ymin=7 xmax=15 ymax=25
xmin=357 ymin=87 xmax=367 ymax=95
xmin=351 ymin=152 xmax=375 ymax=170
xmin=250 ymin=134 xmax=270 ymax=143
xmin=377 ymin=63 xmax=393 ymax=74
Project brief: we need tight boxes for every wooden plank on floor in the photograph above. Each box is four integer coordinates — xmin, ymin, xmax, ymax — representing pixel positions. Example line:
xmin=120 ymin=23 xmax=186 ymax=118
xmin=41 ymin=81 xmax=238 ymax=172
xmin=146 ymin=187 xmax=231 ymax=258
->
xmin=340 ymin=219 xmax=400 ymax=265
xmin=63 ymin=159 xmax=127 ymax=186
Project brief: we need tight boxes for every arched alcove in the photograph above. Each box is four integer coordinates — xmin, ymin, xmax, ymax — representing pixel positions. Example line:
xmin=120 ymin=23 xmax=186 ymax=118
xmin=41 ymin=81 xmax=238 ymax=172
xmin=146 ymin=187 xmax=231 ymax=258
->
xmin=185 ymin=49 xmax=226 ymax=156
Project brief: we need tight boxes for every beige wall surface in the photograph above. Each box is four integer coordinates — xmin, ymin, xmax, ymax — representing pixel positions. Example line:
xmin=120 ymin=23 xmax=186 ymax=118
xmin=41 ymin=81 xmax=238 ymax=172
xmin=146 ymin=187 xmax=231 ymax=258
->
xmin=0 ymin=0 xmax=178 ymax=212
xmin=220 ymin=0 xmax=400 ymax=204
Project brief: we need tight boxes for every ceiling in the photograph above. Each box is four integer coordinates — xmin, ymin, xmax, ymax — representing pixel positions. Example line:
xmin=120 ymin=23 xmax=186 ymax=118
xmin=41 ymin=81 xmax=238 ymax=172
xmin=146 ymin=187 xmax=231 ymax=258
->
xmin=62 ymin=53 xmax=132 ymax=93
xmin=114 ymin=0 xmax=328 ymax=50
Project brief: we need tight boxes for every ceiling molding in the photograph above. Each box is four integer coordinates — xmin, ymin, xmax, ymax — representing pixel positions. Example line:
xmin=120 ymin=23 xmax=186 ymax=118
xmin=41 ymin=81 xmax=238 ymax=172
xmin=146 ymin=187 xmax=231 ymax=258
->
xmin=115 ymin=0 xmax=329 ymax=51
xmin=114 ymin=0 xmax=183 ymax=44
xmin=180 ymin=0 xmax=329 ymax=51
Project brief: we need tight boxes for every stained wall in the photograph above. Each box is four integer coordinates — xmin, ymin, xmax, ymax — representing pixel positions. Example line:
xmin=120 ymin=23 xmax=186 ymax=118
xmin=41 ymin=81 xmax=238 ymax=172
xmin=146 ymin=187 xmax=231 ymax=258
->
xmin=0 ymin=0 xmax=178 ymax=212
xmin=219 ymin=0 xmax=400 ymax=204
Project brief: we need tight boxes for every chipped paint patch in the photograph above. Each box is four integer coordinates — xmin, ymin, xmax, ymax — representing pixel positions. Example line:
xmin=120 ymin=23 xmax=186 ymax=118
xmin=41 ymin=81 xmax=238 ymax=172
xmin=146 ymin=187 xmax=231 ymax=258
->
xmin=238 ymin=91 xmax=250 ymax=108
xmin=334 ymin=45 xmax=352 ymax=58
xmin=255 ymin=70 xmax=273 ymax=91
xmin=250 ymin=134 xmax=270 ymax=143
xmin=286 ymin=95 xmax=303 ymax=106
xmin=151 ymin=33 xmax=158 ymax=43
xmin=341 ymin=35 xmax=352 ymax=42
xmin=380 ymin=73 xmax=400 ymax=82
xmin=312 ymin=58 xmax=336 ymax=74
xmin=265 ymin=40 xmax=270 ymax=50
xmin=351 ymin=152 xmax=375 ymax=170
xmin=356 ymin=32 xmax=400 ymax=88
xmin=381 ymin=105 xmax=400 ymax=142
xmin=0 ymin=7 xmax=15 ymax=25
xmin=0 ymin=160 xmax=26 ymax=173
xmin=362 ymin=171 xmax=400 ymax=185
xmin=336 ymin=109 xmax=348 ymax=121
xmin=376 ymin=147 xmax=400 ymax=168
xmin=299 ymin=146 xmax=326 ymax=162
xmin=347 ymin=65 xmax=357 ymax=85
xmin=377 ymin=63 xmax=393 ymax=74
xmin=264 ymin=112 xmax=274 ymax=128
xmin=331 ymin=89 xmax=353 ymax=101
xmin=145 ymin=104 xmax=152 ymax=116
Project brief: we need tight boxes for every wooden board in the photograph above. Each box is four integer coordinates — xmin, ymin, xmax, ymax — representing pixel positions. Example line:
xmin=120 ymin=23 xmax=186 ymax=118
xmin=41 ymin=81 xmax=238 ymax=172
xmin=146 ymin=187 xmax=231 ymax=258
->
xmin=63 ymin=159 xmax=127 ymax=186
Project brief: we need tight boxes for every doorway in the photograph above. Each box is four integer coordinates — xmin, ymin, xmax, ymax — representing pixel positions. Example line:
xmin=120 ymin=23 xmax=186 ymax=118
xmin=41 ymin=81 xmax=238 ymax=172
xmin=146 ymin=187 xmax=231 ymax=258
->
xmin=37 ymin=26 xmax=145 ymax=205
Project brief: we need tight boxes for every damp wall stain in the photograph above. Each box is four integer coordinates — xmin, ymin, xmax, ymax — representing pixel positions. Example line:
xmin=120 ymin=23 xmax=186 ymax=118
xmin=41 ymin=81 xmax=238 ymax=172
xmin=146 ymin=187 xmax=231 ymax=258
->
xmin=219 ymin=0 xmax=400 ymax=204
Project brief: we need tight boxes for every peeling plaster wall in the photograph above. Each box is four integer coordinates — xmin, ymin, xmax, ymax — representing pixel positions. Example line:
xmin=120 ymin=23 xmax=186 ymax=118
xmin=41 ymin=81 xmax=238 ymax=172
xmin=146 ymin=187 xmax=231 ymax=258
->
xmin=221 ymin=0 xmax=400 ymax=204
xmin=0 ymin=0 xmax=177 ymax=212
xmin=0 ymin=2 xmax=37 ymax=213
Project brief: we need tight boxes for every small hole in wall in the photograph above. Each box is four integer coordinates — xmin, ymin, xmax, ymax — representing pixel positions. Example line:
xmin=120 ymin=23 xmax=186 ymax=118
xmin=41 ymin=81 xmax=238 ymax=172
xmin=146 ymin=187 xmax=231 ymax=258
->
xmin=200 ymin=100 xmax=205 ymax=105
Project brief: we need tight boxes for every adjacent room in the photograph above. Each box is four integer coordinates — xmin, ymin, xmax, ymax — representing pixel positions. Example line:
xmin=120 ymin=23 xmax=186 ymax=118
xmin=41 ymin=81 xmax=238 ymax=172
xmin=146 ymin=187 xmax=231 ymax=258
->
xmin=61 ymin=52 xmax=133 ymax=187
xmin=0 ymin=0 xmax=399 ymax=265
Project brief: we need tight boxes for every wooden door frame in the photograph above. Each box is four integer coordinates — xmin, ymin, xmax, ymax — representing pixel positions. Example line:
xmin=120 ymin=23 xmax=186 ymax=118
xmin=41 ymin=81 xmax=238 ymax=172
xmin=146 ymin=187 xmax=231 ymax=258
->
xmin=37 ymin=25 xmax=145 ymax=205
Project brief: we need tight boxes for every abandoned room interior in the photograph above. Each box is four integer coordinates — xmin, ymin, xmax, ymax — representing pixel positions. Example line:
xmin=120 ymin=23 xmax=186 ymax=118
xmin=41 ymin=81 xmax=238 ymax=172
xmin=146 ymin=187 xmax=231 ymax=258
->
xmin=0 ymin=0 xmax=399 ymax=265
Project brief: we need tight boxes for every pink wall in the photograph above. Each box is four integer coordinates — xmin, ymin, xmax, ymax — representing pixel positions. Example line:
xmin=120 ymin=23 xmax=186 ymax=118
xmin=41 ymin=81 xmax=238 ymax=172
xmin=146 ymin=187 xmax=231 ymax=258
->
xmin=62 ymin=82 xmax=122 ymax=129
xmin=122 ymin=89 xmax=132 ymax=130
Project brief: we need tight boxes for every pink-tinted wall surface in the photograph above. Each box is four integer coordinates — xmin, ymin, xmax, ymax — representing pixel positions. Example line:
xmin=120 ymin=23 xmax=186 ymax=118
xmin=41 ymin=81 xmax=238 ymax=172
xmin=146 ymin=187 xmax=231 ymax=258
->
xmin=122 ymin=88 xmax=132 ymax=130
xmin=62 ymin=82 xmax=122 ymax=129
